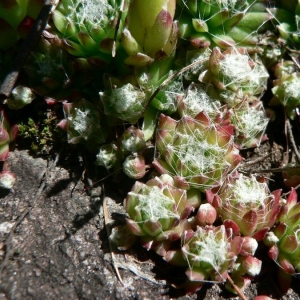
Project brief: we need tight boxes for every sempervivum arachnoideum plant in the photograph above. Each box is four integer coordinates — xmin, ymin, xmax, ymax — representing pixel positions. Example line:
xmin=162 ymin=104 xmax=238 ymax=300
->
xmin=153 ymin=111 xmax=242 ymax=191
xmin=24 ymin=33 xmax=78 ymax=99
xmin=58 ymin=99 xmax=107 ymax=148
xmin=207 ymin=173 xmax=282 ymax=240
xmin=270 ymin=71 xmax=300 ymax=119
xmin=96 ymin=126 xmax=149 ymax=179
xmin=176 ymin=0 xmax=272 ymax=50
xmin=50 ymin=0 xmax=129 ymax=67
xmin=199 ymin=47 xmax=269 ymax=106
xmin=268 ymin=0 xmax=300 ymax=50
xmin=124 ymin=174 xmax=201 ymax=255
xmin=229 ymin=99 xmax=269 ymax=149
xmin=5 ymin=85 xmax=35 ymax=110
xmin=177 ymin=83 xmax=223 ymax=120
xmin=100 ymin=80 xmax=147 ymax=124
xmin=264 ymin=188 xmax=300 ymax=290
xmin=165 ymin=225 xmax=242 ymax=293
xmin=166 ymin=225 xmax=263 ymax=294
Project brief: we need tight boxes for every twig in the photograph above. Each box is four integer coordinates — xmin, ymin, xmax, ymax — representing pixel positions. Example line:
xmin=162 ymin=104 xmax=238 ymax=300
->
xmin=112 ymin=0 xmax=126 ymax=57
xmin=118 ymin=261 xmax=163 ymax=285
xmin=0 ymin=0 xmax=56 ymax=101
xmin=239 ymin=151 xmax=274 ymax=168
xmin=102 ymin=190 xmax=124 ymax=285
xmin=226 ymin=274 xmax=248 ymax=300
xmin=286 ymin=118 xmax=300 ymax=163
xmin=240 ymin=165 xmax=300 ymax=174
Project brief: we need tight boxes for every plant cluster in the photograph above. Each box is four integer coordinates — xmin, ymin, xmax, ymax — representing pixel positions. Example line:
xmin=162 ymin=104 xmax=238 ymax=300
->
xmin=1 ymin=0 xmax=300 ymax=298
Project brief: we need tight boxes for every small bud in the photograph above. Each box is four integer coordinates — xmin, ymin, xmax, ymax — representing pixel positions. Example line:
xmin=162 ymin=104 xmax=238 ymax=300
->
xmin=240 ymin=237 xmax=258 ymax=256
xmin=122 ymin=154 xmax=148 ymax=179
xmin=242 ymin=256 xmax=262 ymax=276
xmin=0 ymin=170 xmax=16 ymax=189
xmin=96 ymin=143 xmax=120 ymax=170
xmin=195 ymin=203 xmax=217 ymax=226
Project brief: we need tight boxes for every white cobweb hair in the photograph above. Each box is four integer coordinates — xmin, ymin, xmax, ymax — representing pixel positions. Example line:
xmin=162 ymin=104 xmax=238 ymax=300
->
xmin=231 ymin=101 xmax=269 ymax=148
xmin=180 ymin=83 xmax=222 ymax=118
xmin=63 ymin=0 xmax=114 ymax=24
xmin=128 ymin=182 xmax=186 ymax=238
xmin=161 ymin=117 xmax=235 ymax=190
xmin=218 ymin=49 xmax=269 ymax=94
xmin=221 ymin=173 xmax=276 ymax=230
xmin=182 ymin=225 xmax=235 ymax=282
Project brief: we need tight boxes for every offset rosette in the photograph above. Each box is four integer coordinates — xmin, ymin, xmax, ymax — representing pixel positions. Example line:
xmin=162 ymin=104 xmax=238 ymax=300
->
xmin=282 ymin=163 xmax=300 ymax=188
xmin=177 ymin=83 xmax=222 ymax=119
xmin=271 ymin=72 xmax=300 ymax=119
xmin=24 ymin=33 xmax=75 ymax=99
xmin=124 ymin=174 xmax=201 ymax=253
xmin=153 ymin=112 xmax=242 ymax=191
xmin=229 ymin=100 xmax=269 ymax=149
xmin=100 ymin=83 xmax=147 ymax=124
xmin=264 ymin=188 xmax=300 ymax=278
xmin=268 ymin=0 xmax=300 ymax=50
xmin=176 ymin=0 xmax=272 ymax=50
xmin=208 ymin=173 xmax=282 ymax=239
xmin=165 ymin=225 xmax=241 ymax=293
xmin=199 ymin=47 xmax=269 ymax=105
xmin=166 ymin=226 xmax=263 ymax=293
xmin=51 ymin=0 xmax=128 ymax=65
xmin=58 ymin=99 xmax=106 ymax=145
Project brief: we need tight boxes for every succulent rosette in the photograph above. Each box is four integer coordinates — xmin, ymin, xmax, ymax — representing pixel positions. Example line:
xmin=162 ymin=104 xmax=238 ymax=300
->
xmin=264 ymin=188 xmax=300 ymax=277
xmin=121 ymin=0 xmax=178 ymax=67
xmin=100 ymin=82 xmax=147 ymax=124
xmin=0 ymin=0 xmax=43 ymax=50
xmin=229 ymin=100 xmax=269 ymax=149
xmin=124 ymin=174 xmax=201 ymax=252
xmin=165 ymin=225 xmax=241 ymax=293
xmin=270 ymin=72 xmax=300 ymax=119
xmin=96 ymin=126 xmax=148 ymax=177
xmin=199 ymin=47 xmax=269 ymax=105
xmin=96 ymin=142 xmax=121 ymax=170
xmin=122 ymin=154 xmax=149 ymax=179
xmin=148 ymin=71 xmax=184 ymax=115
xmin=153 ymin=112 xmax=242 ymax=191
xmin=51 ymin=0 xmax=128 ymax=66
xmin=166 ymin=227 xmax=262 ymax=293
xmin=268 ymin=0 xmax=300 ymax=50
xmin=118 ymin=126 xmax=146 ymax=154
xmin=58 ymin=99 xmax=106 ymax=146
xmin=177 ymin=83 xmax=223 ymax=119
xmin=24 ymin=33 xmax=77 ymax=99
xmin=176 ymin=0 xmax=272 ymax=50
xmin=207 ymin=173 xmax=282 ymax=239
